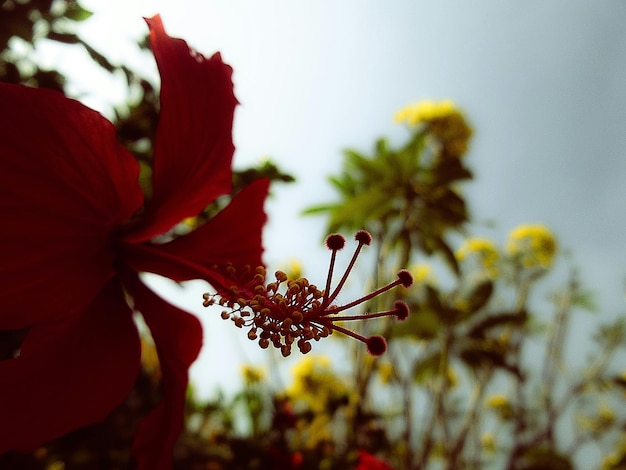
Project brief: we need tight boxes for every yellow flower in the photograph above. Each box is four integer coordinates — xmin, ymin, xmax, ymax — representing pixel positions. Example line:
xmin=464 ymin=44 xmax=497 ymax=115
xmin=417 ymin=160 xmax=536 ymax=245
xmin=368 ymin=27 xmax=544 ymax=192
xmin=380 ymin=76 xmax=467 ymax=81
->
xmin=240 ymin=364 xmax=265 ymax=385
xmin=394 ymin=99 xmax=472 ymax=156
xmin=456 ymin=237 xmax=499 ymax=278
xmin=577 ymin=403 xmax=616 ymax=434
xmin=394 ymin=99 xmax=457 ymax=125
xmin=282 ymin=258 xmax=303 ymax=280
xmin=485 ymin=393 xmax=508 ymax=409
xmin=485 ymin=393 xmax=513 ymax=419
xmin=598 ymin=402 xmax=616 ymax=426
xmin=507 ymin=224 xmax=557 ymax=269
xmin=181 ymin=216 xmax=199 ymax=230
xmin=481 ymin=433 xmax=496 ymax=453
xmin=446 ymin=367 xmax=459 ymax=389
xmin=287 ymin=356 xmax=348 ymax=413
xmin=410 ymin=263 xmax=436 ymax=285
xmin=140 ymin=336 xmax=161 ymax=382
xmin=377 ymin=361 xmax=395 ymax=384
xmin=601 ymin=451 xmax=621 ymax=470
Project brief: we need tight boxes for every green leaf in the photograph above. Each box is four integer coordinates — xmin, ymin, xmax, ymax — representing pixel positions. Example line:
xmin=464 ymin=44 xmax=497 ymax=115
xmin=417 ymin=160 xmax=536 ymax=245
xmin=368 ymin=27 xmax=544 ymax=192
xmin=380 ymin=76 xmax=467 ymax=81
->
xmin=391 ymin=307 xmax=441 ymax=340
xmin=465 ymin=280 xmax=493 ymax=312
xmin=430 ymin=235 xmax=460 ymax=276
xmin=424 ymin=285 xmax=443 ymax=314
xmin=458 ymin=339 xmax=521 ymax=378
xmin=326 ymin=186 xmax=392 ymax=233
xmin=432 ymin=157 xmax=473 ymax=187
xmin=0 ymin=61 xmax=21 ymax=84
xmin=467 ymin=311 xmax=527 ymax=339
xmin=64 ymin=2 xmax=93 ymax=22
xmin=413 ymin=352 xmax=442 ymax=383
xmin=80 ymin=39 xmax=117 ymax=72
xmin=514 ymin=446 xmax=573 ymax=470
xmin=46 ymin=30 xmax=80 ymax=44
xmin=572 ymin=288 xmax=598 ymax=313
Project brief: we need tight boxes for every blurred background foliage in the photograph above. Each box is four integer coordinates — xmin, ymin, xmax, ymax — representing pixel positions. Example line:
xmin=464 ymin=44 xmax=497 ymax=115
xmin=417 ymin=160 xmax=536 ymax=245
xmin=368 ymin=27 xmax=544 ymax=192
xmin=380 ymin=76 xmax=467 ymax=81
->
xmin=2 ymin=1 xmax=626 ymax=469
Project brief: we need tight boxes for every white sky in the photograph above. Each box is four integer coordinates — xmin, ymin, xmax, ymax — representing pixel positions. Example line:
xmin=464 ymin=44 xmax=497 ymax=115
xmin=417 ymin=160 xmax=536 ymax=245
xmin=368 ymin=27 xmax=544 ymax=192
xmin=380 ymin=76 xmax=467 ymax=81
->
xmin=33 ymin=0 xmax=626 ymax=431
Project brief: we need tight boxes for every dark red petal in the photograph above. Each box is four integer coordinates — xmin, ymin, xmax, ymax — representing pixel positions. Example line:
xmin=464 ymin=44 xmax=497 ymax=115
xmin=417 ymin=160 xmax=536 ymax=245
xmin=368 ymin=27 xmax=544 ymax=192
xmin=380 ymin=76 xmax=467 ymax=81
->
xmin=356 ymin=450 xmax=394 ymax=470
xmin=127 ymin=15 xmax=238 ymax=242
xmin=122 ymin=270 xmax=203 ymax=470
xmin=0 ymin=83 xmax=143 ymax=329
xmin=121 ymin=179 xmax=269 ymax=290
xmin=0 ymin=278 xmax=140 ymax=453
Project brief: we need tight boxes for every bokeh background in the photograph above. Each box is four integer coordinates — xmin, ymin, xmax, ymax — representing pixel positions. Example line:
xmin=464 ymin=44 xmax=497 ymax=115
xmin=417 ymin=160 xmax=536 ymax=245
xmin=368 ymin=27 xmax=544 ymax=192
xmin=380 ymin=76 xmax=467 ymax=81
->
xmin=4 ymin=1 xmax=626 ymax=468
xmin=39 ymin=0 xmax=626 ymax=399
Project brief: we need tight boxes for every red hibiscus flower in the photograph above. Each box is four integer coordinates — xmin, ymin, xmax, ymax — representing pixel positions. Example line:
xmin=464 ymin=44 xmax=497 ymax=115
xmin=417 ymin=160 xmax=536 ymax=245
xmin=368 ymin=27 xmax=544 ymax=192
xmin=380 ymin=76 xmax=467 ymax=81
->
xmin=356 ymin=449 xmax=394 ymax=470
xmin=0 ymin=15 xmax=268 ymax=470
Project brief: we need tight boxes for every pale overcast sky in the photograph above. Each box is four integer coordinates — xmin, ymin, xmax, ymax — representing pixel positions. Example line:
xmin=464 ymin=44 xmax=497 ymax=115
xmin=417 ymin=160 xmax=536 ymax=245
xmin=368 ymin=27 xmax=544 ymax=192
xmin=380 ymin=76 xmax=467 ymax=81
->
xmin=37 ymin=1 xmax=626 ymax=414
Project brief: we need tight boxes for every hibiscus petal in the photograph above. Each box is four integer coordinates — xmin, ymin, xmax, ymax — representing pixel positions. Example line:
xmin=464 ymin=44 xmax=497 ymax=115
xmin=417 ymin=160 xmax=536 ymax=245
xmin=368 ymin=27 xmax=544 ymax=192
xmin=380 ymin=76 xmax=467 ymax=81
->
xmin=0 ymin=278 xmax=141 ymax=453
xmin=121 ymin=179 xmax=269 ymax=290
xmin=122 ymin=270 xmax=203 ymax=470
xmin=128 ymin=15 xmax=238 ymax=241
xmin=0 ymin=83 xmax=143 ymax=329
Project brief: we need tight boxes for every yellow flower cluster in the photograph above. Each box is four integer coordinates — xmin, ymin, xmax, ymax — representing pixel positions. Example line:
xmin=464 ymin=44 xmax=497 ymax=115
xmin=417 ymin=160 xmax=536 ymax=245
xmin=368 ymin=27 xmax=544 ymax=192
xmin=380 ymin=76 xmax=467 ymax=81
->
xmin=282 ymin=258 xmax=303 ymax=280
xmin=286 ymin=356 xmax=355 ymax=450
xmin=577 ymin=402 xmax=616 ymax=434
xmin=394 ymin=99 xmax=458 ymax=125
xmin=240 ymin=364 xmax=266 ymax=385
xmin=394 ymin=99 xmax=472 ymax=157
xmin=410 ymin=263 xmax=436 ymax=285
xmin=506 ymin=224 xmax=557 ymax=269
xmin=377 ymin=361 xmax=395 ymax=384
xmin=600 ymin=433 xmax=626 ymax=469
xmin=481 ymin=432 xmax=496 ymax=453
xmin=484 ymin=393 xmax=514 ymax=420
xmin=484 ymin=393 xmax=508 ymax=409
xmin=456 ymin=237 xmax=500 ymax=278
xmin=287 ymin=356 xmax=349 ymax=413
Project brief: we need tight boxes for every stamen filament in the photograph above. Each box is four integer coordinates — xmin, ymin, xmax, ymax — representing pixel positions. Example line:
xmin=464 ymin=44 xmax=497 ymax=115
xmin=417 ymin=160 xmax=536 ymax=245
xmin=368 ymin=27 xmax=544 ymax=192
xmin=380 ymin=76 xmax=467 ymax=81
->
xmin=324 ymin=309 xmax=398 ymax=322
xmin=325 ymin=241 xmax=366 ymax=307
xmin=323 ymin=321 xmax=369 ymax=344
xmin=322 ymin=248 xmax=338 ymax=306
xmin=323 ymin=278 xmax=404 ymax=315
